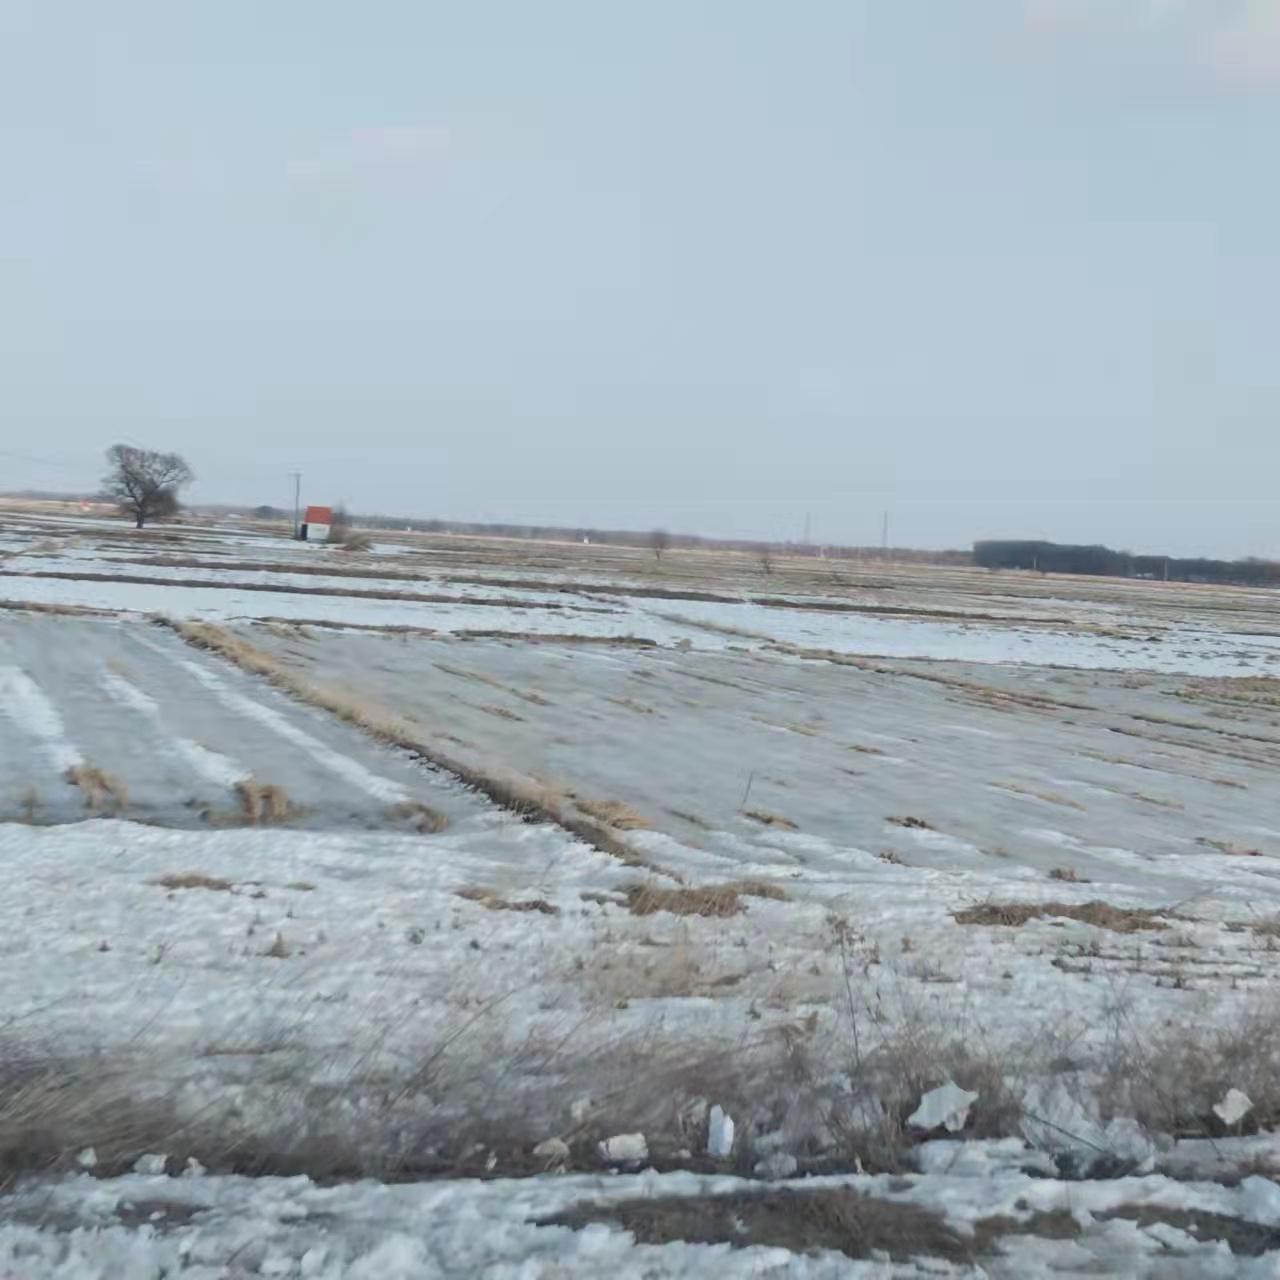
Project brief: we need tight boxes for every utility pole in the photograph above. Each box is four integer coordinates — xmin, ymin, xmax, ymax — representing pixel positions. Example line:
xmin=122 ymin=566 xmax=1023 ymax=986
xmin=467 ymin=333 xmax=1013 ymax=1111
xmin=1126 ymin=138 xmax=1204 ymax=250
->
xmin=803 ymin=511 xmax=811 ymax=547
xmin=881 ymin=512 xmax=889 ymax=562
xmin=289 ymin=472 xmax=302 ymax=539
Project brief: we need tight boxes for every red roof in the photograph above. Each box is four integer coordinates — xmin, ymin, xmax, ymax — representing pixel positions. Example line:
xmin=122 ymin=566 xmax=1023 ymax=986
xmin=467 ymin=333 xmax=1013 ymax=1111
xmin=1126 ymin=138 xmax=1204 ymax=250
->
xmin=304 ymin=505 xmax=333 ymax=524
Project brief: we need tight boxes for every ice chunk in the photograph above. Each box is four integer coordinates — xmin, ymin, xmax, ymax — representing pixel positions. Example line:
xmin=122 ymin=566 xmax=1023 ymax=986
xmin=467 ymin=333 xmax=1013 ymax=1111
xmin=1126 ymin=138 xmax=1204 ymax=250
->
xmin=1214 ymin=1088 xmax=1253 ymax=1127
xmin=533 ymin=1138 xmax=570 ymax=1165
xmin=909 ymin=1081 xmax=978 ymax=1133
xmin=132 ymin=1153 xmax=168 ymax=1175
xmin=1021 ymin=1079 xmax=1107 ymax=1154
xmin=598 ymin=1133 xmax=648 ymax=1164
xmin=707 ymin=1105 xmax=735 ymax=1158
xmin=1241 ymin=1174 xmax=1280 ymax=1224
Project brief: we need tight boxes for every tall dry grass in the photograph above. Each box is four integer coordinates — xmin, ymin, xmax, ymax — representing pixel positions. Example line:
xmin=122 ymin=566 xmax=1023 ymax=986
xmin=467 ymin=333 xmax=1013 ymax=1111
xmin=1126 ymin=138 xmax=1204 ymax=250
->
xmin=65 ymin=764 xmax=128 ymax=815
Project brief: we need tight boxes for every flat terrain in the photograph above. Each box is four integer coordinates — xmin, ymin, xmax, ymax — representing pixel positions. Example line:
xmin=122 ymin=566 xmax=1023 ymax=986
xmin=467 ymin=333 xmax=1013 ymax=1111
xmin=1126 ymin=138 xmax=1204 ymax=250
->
xmin=5 ymin=502 xmax=1280 ymax=1277
xmin=0 ymin=613 xmax=484 ymax=830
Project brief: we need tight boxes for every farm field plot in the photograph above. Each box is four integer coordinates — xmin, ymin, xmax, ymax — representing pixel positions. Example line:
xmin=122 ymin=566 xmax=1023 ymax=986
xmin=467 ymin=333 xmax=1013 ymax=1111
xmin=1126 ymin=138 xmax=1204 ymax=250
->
xmin=6 ymin=510 xmax=1280 ymax=673
xmin=238 ymin=624 xmax=1280 ymax=898
xmin=0 ymin=613 xmax=481 ymax=831
xmin=5 ymin=509 xmax=1280 ymax=1274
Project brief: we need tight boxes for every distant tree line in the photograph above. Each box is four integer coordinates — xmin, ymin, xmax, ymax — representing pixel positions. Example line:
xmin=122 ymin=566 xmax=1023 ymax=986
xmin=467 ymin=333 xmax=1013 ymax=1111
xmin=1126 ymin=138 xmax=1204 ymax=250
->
xmin=352 ymin=512 xmax=971 ymax=565
xmin=974 ymin=540 xmax=1280 ymax=587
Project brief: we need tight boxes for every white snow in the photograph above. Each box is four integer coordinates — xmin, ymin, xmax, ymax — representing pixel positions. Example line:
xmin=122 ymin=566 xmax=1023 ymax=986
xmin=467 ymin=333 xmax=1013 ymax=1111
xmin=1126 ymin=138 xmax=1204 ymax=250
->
xmin=598 ymin=1134 xmax=649 ymax=1164
xmin=7 ymin=516 xmax=1280 ymax=1274
xmin=4 ymin=1162 xmax=1280 ymax=1277
xmin=706 ymin=1105 xmax=735 ymax=1158
xmin=99 ymin=667 xmax=250 ymax=789
xmin=8 ymin=536 xmax=1280 ymax=675
xmin=171 ymin=656 xmax=409 ymax=805
xmin=909 ymin=1082 xmax=979 ymax=1134
xmin=1215 ymin=1088 xmax=1255 ymax=1127
xmin=0 ymin=664 xmax=83 ymax=771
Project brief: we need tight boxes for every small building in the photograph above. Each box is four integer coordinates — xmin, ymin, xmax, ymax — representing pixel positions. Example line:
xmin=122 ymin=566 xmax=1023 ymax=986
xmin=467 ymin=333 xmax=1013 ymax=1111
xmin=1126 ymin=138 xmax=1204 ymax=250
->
xmin=300 ymin=505 xmax=333 ymax=543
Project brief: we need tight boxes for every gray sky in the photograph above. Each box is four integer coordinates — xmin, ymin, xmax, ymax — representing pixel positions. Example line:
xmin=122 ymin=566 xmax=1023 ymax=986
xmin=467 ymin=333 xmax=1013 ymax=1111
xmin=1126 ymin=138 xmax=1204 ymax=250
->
xmin=2 ymin=2 xmax=1277 ymax=556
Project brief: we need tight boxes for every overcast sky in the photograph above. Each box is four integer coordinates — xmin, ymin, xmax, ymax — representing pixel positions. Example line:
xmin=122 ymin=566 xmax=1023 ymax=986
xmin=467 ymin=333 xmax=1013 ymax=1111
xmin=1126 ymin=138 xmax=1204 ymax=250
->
xmin=2 ymin=2 xmax=1277 ymax=555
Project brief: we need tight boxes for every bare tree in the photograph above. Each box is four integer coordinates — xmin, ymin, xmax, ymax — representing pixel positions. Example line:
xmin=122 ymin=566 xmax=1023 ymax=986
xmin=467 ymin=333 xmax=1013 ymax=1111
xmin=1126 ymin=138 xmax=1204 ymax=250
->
xmin=326 ymin=505 xmax=353 ymax=544
xmin=103 ymin=445 xmax=194 ymax=529
xmin=649 ymin=529 xmax=671 ymax=561
xmin=325 ymin=505 xmax=369 ymax=549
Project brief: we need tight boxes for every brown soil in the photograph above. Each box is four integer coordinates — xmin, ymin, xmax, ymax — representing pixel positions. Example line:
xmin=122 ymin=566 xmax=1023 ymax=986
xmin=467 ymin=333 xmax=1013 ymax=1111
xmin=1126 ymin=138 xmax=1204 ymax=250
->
xmin=541 ymin=1187 xmax=971 ymax=1264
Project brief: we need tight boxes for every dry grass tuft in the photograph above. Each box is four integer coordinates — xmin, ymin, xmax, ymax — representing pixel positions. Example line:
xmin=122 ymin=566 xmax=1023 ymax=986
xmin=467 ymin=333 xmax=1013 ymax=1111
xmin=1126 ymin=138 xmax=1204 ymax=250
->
xmin=153 ymin=873 xmax=235 ymax=892
xmin=605 ymin=696 xmax=655 ymax=715
xmin=390 ymin=800 xmax=449 ymax=834
xmin=16 ymin=788 xmax=40 ymax=824
xmin=1048 ymin=866 xmax=1089 ymax=883
xmin=669 ymin=809 xmax=710 ymax=830
xmin=479 ymin=703 xmax=523 ymax=722
xmin=454 ymin=886 xmax=560 ymax=916
xmin=65 ymin=763 xmax=128 ymax=815
xmin=736 ymin=879 xmax=789 ymax=902
xmin=1100 ymin=1001 xmax=1280 ymax=1136
xmin=0 ymin=1059 xmax=183 ymax=1192
xmin=0 ymin=598 xmax=112 ymax=619
xmin=234 ymin=778 xmax=291 ymax=825
xmin=330 ymin=530 xmax=372 ymax=552
xmin=575 ymin=797 xmax=652 ymax=830
xmin=624 ymin=880 xmax=787 ymax=919
xmin=954 ymin=899 xmax=1168 ymax=933
xmin=1197 ymin=837 xmax=1262 ymax=858
xmin=433 ymin=662 xmax=550 ymax=706
xmin=887 ymin=815 xmax=931 ymax=830
xmin=990 ymin=782 xmax=1085 ymax=811
xmin=743 ymin=808 xmax=798 ymax=831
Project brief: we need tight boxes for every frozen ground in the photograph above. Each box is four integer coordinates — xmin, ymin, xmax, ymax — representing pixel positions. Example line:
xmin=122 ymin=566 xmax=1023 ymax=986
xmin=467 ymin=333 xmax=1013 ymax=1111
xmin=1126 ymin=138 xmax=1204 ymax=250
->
xmin=8 ymin=1159 xmax=1280 ymax=1277
xmin=6 ymin=511 xmax=1280 ymax=674
xmin=0 ymin=614 xmax=485 ymax=829
xmin=240 ymin=624 xmax=1280 ymax=897
xmin=4 ymin=509 xmax=1280 ymax=1273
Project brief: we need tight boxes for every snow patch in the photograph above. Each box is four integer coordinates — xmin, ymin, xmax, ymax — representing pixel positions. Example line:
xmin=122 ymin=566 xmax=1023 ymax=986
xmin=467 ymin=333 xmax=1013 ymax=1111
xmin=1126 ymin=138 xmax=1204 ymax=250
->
xmin=909 ymin=1081 xmax=978 ymax=1133
xmin=598 ymin=1134 xmax=648 ymax=1164
xmin=0 ymin=665 xmax=82 ymax=771
xmin=99 ymin=668 xmax=249 ymax=789
xmin=173 ymin=657 xmax=408 ymax=804
xmin=1215 ymin=1088 xmax=1255 ymax=1128
xmin=706 ymin=1106 xmax=735 ymax=1158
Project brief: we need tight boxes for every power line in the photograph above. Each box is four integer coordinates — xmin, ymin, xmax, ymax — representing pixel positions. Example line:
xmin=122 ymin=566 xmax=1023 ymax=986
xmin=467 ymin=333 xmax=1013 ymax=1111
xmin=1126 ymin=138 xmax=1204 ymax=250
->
xmin=0 ymin=448 xmax=98 ymax=475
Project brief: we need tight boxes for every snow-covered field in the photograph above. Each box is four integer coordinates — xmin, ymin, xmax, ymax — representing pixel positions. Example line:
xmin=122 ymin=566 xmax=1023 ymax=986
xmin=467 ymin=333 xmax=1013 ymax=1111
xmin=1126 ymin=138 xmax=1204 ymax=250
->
xmin=6 ymin=510 xmax=1280 ymax=674
xmin=4 ymin=509 xmax=1280 ymax=1274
